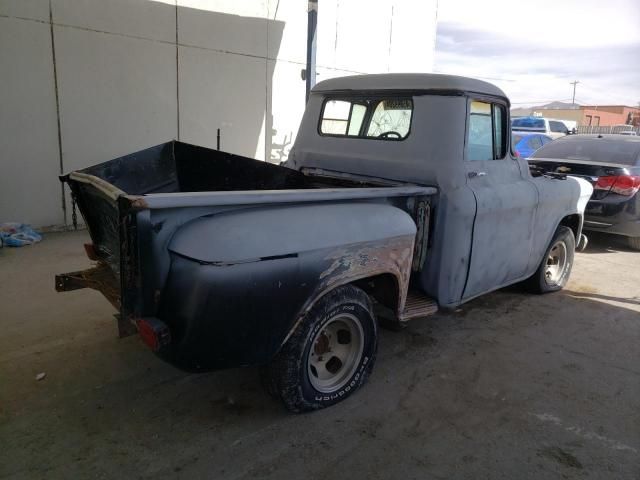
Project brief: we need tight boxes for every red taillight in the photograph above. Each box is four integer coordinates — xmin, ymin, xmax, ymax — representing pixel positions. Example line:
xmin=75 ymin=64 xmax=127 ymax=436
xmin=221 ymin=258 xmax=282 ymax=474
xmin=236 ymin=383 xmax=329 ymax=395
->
xmin=595 ymin=175 xmax=640 ymax=196
xmin=135 ymin=318 xmax=171 ymax=351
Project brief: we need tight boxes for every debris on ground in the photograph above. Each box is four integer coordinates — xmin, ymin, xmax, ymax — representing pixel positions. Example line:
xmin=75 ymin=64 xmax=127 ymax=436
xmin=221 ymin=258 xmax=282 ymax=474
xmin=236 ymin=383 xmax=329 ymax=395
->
xmin=0 ymin=223 xmax=42 ymax=247
xmin=35 ymin=372 xmax=46 ymax=381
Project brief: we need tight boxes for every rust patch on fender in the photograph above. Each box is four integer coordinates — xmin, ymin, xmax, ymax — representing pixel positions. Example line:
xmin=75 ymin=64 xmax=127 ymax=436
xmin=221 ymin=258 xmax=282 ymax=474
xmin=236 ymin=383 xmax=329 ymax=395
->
xmin=319 ymin=235 xmax=415 ymax=314
xmin=280 ymin=236 xmax=416 ymax=349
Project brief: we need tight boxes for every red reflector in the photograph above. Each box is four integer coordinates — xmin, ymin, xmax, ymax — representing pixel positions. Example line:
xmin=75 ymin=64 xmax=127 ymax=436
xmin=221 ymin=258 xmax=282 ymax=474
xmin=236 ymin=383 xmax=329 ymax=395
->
xmin=84 ymin=243 xmax=99 ymax=260
xmin=135 ymin=318 xmax=171 ymax=351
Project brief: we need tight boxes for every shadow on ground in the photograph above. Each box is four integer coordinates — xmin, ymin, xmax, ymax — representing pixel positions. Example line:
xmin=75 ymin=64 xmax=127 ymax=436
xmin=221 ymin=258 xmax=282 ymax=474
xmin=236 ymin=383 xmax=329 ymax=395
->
xmin=1 ymin=231 xmax=639 ymax=479
xmin=580 ymin=231 xmax=636 ymax=254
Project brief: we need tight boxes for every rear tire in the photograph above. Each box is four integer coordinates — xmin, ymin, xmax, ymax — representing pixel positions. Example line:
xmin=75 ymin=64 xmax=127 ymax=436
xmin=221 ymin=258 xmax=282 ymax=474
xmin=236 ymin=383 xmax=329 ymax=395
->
xmin=526 ymin=226 xmax=575 ymax=293
xmin=263 ymin=285 xmax=377 ymax=413
xmin=627 ymin=236 xmax=640 ymax=251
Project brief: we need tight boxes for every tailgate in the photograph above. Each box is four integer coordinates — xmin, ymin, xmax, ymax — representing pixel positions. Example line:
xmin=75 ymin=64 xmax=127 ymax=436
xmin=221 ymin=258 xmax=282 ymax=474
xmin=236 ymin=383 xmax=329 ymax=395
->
xmin=66 ymin=172 xmax=124 ymax=274
xmin=56 ymin=172 xmax=140 ymax=337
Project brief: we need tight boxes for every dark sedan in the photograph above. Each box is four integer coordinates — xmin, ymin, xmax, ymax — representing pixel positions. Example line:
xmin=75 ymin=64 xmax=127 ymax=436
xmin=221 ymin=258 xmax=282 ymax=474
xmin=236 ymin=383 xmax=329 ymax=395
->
xmin=529 ymin=134 xmax=640 ymax=250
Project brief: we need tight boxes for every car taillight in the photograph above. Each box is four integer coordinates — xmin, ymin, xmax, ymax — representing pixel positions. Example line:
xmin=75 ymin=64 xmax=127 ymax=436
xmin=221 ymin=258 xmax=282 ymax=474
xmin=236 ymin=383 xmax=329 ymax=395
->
xmin=595 ymin=175 xmax=640 ymax=196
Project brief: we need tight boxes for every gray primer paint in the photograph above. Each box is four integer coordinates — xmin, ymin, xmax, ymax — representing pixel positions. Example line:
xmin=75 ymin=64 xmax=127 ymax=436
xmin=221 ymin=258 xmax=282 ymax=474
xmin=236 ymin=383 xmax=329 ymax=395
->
xmin=288 ymin=78 xmax=591 ymax=307
xmin=169 ymin=203 xmax=417 ymax=263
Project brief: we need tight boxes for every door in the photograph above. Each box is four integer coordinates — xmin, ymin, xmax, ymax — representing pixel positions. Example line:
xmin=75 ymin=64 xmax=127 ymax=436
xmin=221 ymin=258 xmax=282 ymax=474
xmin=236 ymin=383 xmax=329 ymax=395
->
xmin=463 ymin=99 xmax=538 ymax=299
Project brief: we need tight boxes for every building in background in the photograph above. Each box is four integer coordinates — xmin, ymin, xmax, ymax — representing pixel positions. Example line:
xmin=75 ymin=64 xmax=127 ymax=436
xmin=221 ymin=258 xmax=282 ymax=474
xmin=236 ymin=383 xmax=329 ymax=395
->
xmin=0 ymin=0 xmax=438 ymax=228
xmin=512 ymin=102 xmax=640 ymax=128
xmin=579 ymin=105 xmax=640 ymax=128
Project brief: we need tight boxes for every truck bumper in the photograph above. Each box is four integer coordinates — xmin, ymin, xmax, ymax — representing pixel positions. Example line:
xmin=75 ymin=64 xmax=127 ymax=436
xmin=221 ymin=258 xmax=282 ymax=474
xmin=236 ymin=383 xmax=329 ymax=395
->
xmin=55 ymin=262 xmax=137 ymax=338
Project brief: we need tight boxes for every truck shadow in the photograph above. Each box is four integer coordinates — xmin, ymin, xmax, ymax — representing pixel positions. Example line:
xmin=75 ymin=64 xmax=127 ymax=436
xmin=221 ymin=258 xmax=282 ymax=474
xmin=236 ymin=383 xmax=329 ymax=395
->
xmin=4 ymin=285 xmax=639 ymax=478
xmin=580 ymin=231 xmax=636 ymax=254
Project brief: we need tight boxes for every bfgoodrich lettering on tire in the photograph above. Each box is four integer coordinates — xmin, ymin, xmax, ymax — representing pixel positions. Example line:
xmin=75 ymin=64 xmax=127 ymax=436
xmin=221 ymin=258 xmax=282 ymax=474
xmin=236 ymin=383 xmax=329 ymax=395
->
xmin=263 ymin=284 xmax=377 ymax=412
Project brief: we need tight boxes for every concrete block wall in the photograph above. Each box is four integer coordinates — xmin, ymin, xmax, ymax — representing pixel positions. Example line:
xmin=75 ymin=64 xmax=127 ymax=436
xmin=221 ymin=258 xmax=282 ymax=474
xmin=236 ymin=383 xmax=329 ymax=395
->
xmin=0 ymin=0 xmax=437 ymax=228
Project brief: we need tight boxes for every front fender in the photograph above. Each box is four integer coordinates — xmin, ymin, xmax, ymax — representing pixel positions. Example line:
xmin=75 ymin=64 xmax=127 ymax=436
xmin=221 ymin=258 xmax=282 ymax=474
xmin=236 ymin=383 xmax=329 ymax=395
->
xmin=529 ymin=176 xmax=593 ymax=273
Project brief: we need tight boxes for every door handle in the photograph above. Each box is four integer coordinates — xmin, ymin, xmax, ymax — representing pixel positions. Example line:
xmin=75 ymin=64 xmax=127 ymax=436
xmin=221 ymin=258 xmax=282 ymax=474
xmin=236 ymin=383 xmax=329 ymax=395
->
xmin=468 ymin=171 xmax=487 ymax=178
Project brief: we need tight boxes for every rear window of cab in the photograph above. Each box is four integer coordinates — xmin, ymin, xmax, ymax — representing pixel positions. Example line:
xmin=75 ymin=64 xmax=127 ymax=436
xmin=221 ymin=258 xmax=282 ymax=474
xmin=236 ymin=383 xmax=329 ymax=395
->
xmin=319 ymin=97 xmax=413 ymax=140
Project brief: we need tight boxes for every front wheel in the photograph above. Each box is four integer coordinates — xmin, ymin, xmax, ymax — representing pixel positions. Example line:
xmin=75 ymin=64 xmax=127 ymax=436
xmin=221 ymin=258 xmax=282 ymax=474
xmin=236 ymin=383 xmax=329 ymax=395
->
xmin=262 ymin=285 xmax=377 ymax=412
xmin=526 ymin=226 xmax=575 ymax=293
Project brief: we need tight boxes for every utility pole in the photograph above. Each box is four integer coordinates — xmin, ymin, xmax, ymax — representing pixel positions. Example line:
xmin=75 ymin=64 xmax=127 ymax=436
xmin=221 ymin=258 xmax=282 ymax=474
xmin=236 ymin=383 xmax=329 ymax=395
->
xmin=570 ymin=80 xmax=580 ymax=105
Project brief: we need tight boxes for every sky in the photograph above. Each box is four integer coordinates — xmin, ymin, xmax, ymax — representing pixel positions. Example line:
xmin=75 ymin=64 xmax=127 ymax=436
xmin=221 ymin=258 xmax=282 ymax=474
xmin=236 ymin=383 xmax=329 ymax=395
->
xmin=434 ymin=0 xmax=640 ymax=107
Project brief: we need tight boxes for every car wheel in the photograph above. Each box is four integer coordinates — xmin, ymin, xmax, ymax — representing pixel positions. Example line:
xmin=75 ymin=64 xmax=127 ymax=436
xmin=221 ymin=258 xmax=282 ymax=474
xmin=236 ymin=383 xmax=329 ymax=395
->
xmin=262 ymin=284 xmax=377 ymax=412
xmin=627 ymin=236 xmax=640 ymax=251
xmin=526 ymin=226 xmax=575 ymax=294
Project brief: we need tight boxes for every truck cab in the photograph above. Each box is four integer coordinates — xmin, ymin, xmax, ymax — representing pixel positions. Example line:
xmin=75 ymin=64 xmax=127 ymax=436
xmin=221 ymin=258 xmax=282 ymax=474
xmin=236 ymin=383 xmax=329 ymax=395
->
xmin=289 ymin=74 xmax=591 ymax=306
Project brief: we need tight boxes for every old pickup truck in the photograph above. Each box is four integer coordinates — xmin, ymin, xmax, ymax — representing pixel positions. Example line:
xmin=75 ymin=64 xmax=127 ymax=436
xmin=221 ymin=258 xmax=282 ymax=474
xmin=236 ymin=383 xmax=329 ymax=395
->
xmin=56 ymin=74 xmax=592 ymax=412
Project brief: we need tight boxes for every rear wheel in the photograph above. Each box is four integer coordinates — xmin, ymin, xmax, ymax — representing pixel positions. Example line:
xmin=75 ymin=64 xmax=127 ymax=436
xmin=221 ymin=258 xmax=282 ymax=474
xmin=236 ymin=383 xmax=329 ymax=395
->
xmin=627 ymin=236 xmax=640 ymax=251
xmin=262 ymin=285 xmax=377 ymax=412
xmin=527 ymin=226 xmax=575 ymax=293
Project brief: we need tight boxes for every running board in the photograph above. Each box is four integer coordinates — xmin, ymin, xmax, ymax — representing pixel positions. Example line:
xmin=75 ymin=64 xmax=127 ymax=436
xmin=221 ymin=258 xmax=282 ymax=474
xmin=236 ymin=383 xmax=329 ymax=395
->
xmin=399 ymin=291 xmax=439 ymax=322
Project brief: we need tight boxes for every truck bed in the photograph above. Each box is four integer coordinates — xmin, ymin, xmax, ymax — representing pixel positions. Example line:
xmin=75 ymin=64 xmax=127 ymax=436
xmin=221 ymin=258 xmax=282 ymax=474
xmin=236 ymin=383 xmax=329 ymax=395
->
xmin=60 ymin=141 xmax=436 ymax=337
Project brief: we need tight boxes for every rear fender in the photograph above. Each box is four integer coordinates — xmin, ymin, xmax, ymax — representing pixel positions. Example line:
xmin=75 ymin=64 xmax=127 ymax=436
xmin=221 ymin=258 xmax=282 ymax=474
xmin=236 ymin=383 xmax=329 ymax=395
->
xmin=281 ymin=235 xmax=414 ymax=348
xmin=165 ymin=202 xmax=418 ymax=366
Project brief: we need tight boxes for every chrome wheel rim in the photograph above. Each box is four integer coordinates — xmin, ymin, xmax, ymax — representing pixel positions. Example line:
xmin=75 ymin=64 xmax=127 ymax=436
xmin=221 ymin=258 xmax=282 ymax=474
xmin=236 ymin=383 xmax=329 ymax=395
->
xmin=545 ymin=240 xmax=568 ymax=285
xmin=307 ymin=314 xmax=364 ymax=393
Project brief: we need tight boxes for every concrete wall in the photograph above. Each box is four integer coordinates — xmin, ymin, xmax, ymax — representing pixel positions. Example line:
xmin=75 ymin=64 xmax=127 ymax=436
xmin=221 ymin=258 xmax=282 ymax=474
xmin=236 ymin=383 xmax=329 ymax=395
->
xmin=0 ymin=0 xmax=437 ymax=228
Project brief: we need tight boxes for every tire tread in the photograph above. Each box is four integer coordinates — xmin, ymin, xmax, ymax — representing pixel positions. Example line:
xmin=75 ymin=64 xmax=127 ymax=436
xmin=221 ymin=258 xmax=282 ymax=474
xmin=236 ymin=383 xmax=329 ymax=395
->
xmin=262 ymin=284 xmax=376 ymax=412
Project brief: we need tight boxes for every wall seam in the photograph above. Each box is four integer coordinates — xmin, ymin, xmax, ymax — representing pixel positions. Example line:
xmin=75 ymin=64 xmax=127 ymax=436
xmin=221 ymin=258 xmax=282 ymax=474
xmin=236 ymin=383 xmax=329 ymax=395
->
xmin=1 ymin=14 xmax=360 ymax=70
xmin=0 ymin=13 xmax=48 ymax=24
xmin=48 ymin=0 xmax=66 ymax=224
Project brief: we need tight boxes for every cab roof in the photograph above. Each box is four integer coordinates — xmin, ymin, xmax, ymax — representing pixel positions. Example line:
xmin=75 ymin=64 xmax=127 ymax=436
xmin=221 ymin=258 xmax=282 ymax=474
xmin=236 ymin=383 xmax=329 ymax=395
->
xmin=312 ymin=73 xmax=508 ymax=100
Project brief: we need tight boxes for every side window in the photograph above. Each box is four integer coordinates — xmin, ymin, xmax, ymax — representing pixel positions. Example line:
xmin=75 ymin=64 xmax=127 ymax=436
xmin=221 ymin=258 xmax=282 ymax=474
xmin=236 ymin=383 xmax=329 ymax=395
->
xmin=549 ymin=121 xmax=567 ymax=133
xmin=528 ymin=136 xmax=543 ymax=150
xmin=468 ymin=101 xmax=507 ymax=161
xmin=320 ymin=100 xmax=366 ymax=136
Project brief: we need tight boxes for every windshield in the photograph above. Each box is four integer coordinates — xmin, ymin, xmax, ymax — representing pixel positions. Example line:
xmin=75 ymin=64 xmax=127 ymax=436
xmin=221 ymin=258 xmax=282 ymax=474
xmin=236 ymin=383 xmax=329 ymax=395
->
xmin=531 ymin=137 xmax=640 ymax=165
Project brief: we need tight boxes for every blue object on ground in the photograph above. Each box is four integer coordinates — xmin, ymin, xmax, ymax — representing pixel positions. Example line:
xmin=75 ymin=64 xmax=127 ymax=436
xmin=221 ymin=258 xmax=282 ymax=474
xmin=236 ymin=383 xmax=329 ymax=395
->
xmin=0 ymin=223 xmax=43 ymax=247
